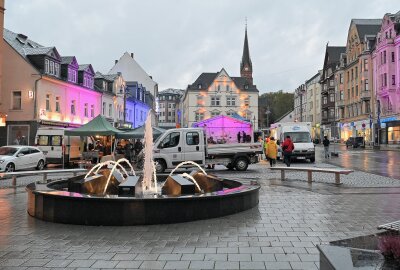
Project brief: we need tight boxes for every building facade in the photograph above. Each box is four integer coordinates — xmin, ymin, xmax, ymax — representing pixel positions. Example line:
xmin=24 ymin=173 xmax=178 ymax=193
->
xmin=293 ymin=84 xmax=306 ymax=122
xmin=320 ymin=46 xmax=346 ymax=139
xmin=340 ymin=19 xmax=381 ymax=143
xmin=372 ymin=11 xmax=400 ymax=146
xmin=305 ymin=71 xmax=322 ymax=140
xmin=157 ymin=88 xmax=184 ymax=129
xmin=108 ymin=52 xmax=157 ymax=124
xmin=0 ymin=29 xmax=101 ymax=146
xmin=181 ymin=27 xmax=259 ymax=130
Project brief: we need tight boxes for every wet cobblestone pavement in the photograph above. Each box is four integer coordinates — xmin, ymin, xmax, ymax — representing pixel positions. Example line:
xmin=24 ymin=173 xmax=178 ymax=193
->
xmin=0 ymin=161 xmax=400 ymax=269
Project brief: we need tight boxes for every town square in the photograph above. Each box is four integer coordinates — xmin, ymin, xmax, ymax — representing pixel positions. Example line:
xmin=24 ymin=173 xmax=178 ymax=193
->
xmin=0 ymin=1 xmax=400 ymax=269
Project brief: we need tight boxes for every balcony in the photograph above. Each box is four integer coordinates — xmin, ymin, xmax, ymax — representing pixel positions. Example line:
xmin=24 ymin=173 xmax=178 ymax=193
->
xmin=336 ymin=99 xmax=345 ymax=107
xmin=360 ymin=91 xmax=371 ymax=100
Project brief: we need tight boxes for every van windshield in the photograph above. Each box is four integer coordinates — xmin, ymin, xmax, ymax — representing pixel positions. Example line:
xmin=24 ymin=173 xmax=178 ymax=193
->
xmin=284 ymin=132 xmax=311 ymax=143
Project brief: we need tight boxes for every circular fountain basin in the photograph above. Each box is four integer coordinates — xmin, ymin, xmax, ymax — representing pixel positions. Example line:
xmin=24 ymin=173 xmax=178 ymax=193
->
xmin=26 ymin=175 xmax=260 ymax=226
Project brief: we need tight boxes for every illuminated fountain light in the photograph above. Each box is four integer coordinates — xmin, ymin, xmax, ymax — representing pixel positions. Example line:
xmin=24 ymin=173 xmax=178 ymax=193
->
xmin=142 ymin=110 xmax=158 ymax=194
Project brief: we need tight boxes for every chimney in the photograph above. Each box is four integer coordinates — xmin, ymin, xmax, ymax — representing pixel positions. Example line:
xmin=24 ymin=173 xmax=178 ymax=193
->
xmin=115 ymin=60 xmax=118 ymax=64
xmin=131 ymin=53 xmax=134 ymax=58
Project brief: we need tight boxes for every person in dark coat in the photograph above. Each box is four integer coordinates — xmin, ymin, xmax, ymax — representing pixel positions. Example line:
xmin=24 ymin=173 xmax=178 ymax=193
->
xmin=242 ymin=131 xmax=246 ymax=143
xmin=237 ymin=132 xmax=241 ymax=143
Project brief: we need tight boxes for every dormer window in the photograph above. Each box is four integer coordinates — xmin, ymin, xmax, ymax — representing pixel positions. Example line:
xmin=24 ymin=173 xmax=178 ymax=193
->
xmin=244 ymin=84 xmax=249 ymax=89
xmin=198 ymin=84 xmax=202 ymax=89
xmin=45 ymin=59 xmax=60 ymax=77
xmin=68 ymin=68 xmax=77 ymax=83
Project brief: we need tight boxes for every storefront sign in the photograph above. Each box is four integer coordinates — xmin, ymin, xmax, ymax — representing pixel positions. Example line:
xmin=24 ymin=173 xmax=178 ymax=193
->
xmin=381 ymin=117 xmax=397 ymax=123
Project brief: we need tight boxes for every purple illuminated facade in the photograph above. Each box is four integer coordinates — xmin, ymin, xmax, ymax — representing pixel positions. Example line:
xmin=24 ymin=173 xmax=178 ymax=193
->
xmin=372 ymin=11 xmax=400 ymax=145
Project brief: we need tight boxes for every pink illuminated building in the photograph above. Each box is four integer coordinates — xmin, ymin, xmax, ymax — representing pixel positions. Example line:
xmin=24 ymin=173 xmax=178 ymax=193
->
xmin=372 ymin=11 xmax=400 ymax=145
xmin=0 ymin=29 xmax=101 ymax=145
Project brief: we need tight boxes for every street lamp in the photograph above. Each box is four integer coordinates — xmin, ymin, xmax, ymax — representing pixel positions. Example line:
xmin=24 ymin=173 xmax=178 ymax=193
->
xmin=265 ymin=108 xmax=271 ymax=128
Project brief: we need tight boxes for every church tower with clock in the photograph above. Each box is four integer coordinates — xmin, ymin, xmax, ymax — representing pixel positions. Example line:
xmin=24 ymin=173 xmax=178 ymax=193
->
xmin=240 ymin=25 xmax=253 ymax=84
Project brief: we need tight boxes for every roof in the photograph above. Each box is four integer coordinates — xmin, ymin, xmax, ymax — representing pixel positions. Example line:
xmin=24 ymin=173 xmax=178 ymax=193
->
xmin=116 ymin=126 xmax=166 ymax=139
xmin=64 ymin=115 xmax=123 ymax=136
xmin=23 ymin=46 xmax=54 ymax=56
xmin=187 ymin=71 xmax=258 ymax=92
xmin=78 ymin=64 xmax=95 ymax=75
xmin=240 ymin=27 xmax=252 ymax=71
xmin=347 ymin=19 xmax=382 ymax=41
xmin=158 ymin=88 xmax=185 ymax=96
xmin=61 ymin=56 xmax=75 ymax=65
xmin=326 ymin=46 xmax=346 ymax=65
xmin=192 ymin=115 xmax=252 ymax=127
xmin=3 ymin=28 xmax=43 ymax=59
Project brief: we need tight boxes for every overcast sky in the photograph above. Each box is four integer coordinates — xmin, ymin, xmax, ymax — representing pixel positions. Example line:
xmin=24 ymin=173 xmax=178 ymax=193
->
xmin=4 ymin=0 xmax=399 ymax=93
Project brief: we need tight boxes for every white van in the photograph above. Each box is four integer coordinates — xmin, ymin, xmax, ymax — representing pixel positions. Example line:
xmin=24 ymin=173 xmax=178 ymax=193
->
xmin=35 ymin=127 xmax=82 ymax=164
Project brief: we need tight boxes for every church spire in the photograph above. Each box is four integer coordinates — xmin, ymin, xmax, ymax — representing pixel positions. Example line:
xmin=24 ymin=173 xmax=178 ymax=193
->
xmin=240 ymin=20 xmax=253 ymax=84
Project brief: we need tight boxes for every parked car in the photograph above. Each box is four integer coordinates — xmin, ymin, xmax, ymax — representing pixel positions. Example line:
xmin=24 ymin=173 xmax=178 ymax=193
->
xmin=0 ymin=146 xmax=46 ymax=172
xmin=345 ymin=137 xmax=364 ymax=148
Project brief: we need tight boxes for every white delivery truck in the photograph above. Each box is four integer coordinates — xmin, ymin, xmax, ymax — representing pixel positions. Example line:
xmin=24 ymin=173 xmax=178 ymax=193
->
xmin=151 ymin=128 xmax=263 ymax=173
xmin=270 ymin=122 xmax=315 ymax=162
xmin=35 ymin=127 xmax=82 ymax=164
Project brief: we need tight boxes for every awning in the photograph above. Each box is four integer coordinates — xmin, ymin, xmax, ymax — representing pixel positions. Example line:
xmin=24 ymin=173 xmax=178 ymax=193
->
xmin=116 ymin=126 xmax=166 ymax=139
xmin=64 ymin=115 xmax=123 ymax=136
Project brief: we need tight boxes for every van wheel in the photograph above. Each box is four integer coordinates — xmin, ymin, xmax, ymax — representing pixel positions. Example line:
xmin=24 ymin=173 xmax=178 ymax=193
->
xmin=155 ymin=159 xmax=166 ymax=173
xmin=5 ymin=163 xmax=15 ymax=172
xmin=235 ymin=157 xmax=249 ymax=171
xmin=36 ymin=160 xmax=45 ymax=170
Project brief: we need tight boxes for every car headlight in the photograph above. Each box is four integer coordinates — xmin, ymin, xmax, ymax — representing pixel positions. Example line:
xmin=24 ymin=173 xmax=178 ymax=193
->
xmin=308 ymin=148 xmax=315 ymax=152
xmin=0 ymin=160 xmax=4 ymax=164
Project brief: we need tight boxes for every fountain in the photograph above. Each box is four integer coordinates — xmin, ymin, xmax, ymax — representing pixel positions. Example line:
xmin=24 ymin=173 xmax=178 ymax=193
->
xmin=25 ymin=111 xmax=260 ymax=225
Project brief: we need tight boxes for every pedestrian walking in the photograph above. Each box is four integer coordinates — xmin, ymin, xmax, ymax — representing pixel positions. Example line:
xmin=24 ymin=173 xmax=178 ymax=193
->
xmin=281 ymin=135 xmax=294 ymax=167
xmin=266 ymin=137 xmax=278 ymax=167
xmin=237 ymin=132 xmax=241 ymax=143
xmin=323 ymin=136 xmax=330 ymax=159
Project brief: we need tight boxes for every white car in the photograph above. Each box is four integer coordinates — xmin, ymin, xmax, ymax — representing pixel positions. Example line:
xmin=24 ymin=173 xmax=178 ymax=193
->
xmin=0 ymin=146 xmax=46 ymax=172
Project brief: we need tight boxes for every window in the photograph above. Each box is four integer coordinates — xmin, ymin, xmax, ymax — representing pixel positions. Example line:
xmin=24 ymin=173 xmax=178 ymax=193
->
xmin=351 ymin=69 xmax=354 ymax=81
xmin=355 ymin=85 xmax=358 ymax=96
xmin=160 ymin=132 xmax=180 ymax=148
xmin=384 ymin=73 xmax=387 ymax=86
xmin=347 ymin=89 xmax=350 ymax=98
xmin=226 ymin=96 xmax=236 ymax=106
xmin=109 ymin=104 xmax=112 ymax=117
xmin=339 ymin=74 xmax=343 ymax=84
xmin=51 ymin=136 xmax=62 ymax=146
xmin=211 ymin=96 xmax=220 ymax=106
xmin=392 ymin=75 xmax=396 ymax=85
xmin=50 ymin=61 xmax=54 ymax=75
xmin=45 ymin=59 xmax=49 ymax=73
xmin=186 ymin=132 xmax=199 ymax=145
xmin=355 ymin=66 xmax=358 ymax=79
xmin=46 ymin=94 xmax=51 ymax=111
xmin=391 ymin=52 xmax=395 ymax=62
xmin=211 ymin=111 xmax=220 ymax=117
xmin=12 ymin=91 xmax=22 ymax=110
xmin=19 ymin=148 xmax=31 ymax=156
xmin=55 ymin=63 xmax=60 ymax=76
xmin=329 ymin=94 xmax=334 ymax=102
xmin=91 ymin=104 xmax=94 ymax=117
xmin=329 ymin=108 xmax=335 ymax=117
xmin=329 ymin=80 xmax=334 ymax=86
xmin=384 ymin=51 xmax=386 ymax=63
xmin=195 ymin=112 xmax=204 ymax=121
xmin=226 ymin=85 xmax=230 ymax=92
xmin=55 ymin=96 xmax=60 ymax=112
xmin=365 ymin=79 xmax=369 ymax=91
xmin=71 ymin=100 xmax=76 ymax=115
xmin=364 ymin=59 xmax=368 ymax=71
xmin=323 ymin=96 xmax=327 ymax=105
xmin=340 ymin=91 xmax=344 ymax=100
xmin=38 ymin=135 xmax=49 ymax=146
xmin=196 ymin=95 xmax=203 ymax=106
xmin=244 ymin=96 xmax=250 ymax=106
xmin=102 ymin=102 xmax=106 ymax=115
xmin=351 ymin=87 xmax=354 ymax=97
xmin=84 ymin=103 xmax=88 ymax=117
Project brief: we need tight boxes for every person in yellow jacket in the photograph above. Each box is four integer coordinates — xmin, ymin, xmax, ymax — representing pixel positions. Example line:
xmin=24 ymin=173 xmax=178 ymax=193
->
xmin=266 ymin=137 xmax=278 ymax=167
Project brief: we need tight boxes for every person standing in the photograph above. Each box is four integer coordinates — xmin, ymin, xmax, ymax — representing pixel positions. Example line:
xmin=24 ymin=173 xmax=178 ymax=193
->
xmin=242 ymin=131 xmax=246 ymax=143
xmin=263 ymin=137 xmax=269 ymax=159
xmin=323 ymin=136 xmax=330 ymax=159
xmin=237 ymin=132 xmax=241 ymax=143
xmin=281 ymin=135 xmax=294 ymax=167
xmin=266 ymin=137 xmax=278 ymax=167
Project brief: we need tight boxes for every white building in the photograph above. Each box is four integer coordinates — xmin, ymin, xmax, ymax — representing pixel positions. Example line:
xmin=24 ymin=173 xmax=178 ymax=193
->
xmin=305 ymin=71 xmax=322 ymax=139
xmin=181 ymin=68 xmax=259 ymax=129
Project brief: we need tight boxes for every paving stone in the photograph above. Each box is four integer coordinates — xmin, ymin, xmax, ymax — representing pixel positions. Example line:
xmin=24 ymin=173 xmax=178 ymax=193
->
xmin=189 ymin=260 xmax=215 ymax=269
xmin=275 ymin=253 xmax=301 ymax=262
xmin=115 ymin=260 xmax=142 ymax=269
xmin=90 ymin=259 xmax=118 ymax=268
xmin=204 ymin=253 xmax=227 ymax=261
xmin=290 ymin=261 xmax=319 ymax=269
xmin=44 ymin=259 xmax=73 ymax=268
xmin=227 ymin=253 xmax=251 ymax=261
xmin=164 ymin=260 xmax=190 ymax=269
xmin=181 ymin=254 xmax=205 ymax=260
xmin=135 ymin=254 xmax=159 ymax=261
xmin=0 ymin=259 xmax=26 ymax=267
xmin=139 ymin=260 xmax=165 ymax=269
xmin=264 ymin=261 xmax=292 ymax=269
xmin=214 ymin=261 xmax=240 ymax=269
xmin=240 ymin=261 xmax=266 ymax=269
xmin=21 ymin=258 xmax=51 ymax=267
xmin=252 ymin=254 xmax=276 ymax=262
xmin=67 ymin=259 xmax=96 ymax=268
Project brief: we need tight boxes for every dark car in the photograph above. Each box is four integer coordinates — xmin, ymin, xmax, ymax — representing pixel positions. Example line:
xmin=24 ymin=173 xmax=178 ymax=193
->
xmin=346 ymin=137 xmax=364 ymax=148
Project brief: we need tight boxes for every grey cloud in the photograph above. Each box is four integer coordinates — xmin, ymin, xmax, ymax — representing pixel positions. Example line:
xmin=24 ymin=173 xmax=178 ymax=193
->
xmin=4 ymin=0 xmax=399 ymax=94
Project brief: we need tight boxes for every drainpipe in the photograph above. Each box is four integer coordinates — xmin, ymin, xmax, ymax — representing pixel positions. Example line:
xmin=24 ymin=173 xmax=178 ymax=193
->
xmin=32 ymin=74 xmax=42 ymax=120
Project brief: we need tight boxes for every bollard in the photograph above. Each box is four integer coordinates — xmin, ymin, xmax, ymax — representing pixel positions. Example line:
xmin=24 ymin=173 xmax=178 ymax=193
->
xmin=12 ymin=176 xmax=17 ymax=187
xmin=42 ymin=173 xmax=48 ymax=184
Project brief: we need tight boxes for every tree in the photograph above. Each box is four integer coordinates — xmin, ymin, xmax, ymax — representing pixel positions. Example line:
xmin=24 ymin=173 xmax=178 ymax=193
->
xmin=258 ymin=90 xmax=294 ymax=128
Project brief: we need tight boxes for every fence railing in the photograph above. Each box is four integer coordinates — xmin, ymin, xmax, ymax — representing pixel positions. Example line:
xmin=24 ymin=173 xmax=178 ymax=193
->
xmin=0 ymin=169 xmax=87 ymax=188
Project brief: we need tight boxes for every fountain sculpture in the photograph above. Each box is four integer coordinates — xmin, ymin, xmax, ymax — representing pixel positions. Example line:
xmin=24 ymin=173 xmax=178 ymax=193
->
xmin=26 ymin=111 xmax=260 ymax=225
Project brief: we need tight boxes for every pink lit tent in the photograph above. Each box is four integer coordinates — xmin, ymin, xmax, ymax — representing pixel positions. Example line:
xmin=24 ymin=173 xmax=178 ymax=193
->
xmin=192 ymin=115 xmax=252 ymax=144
